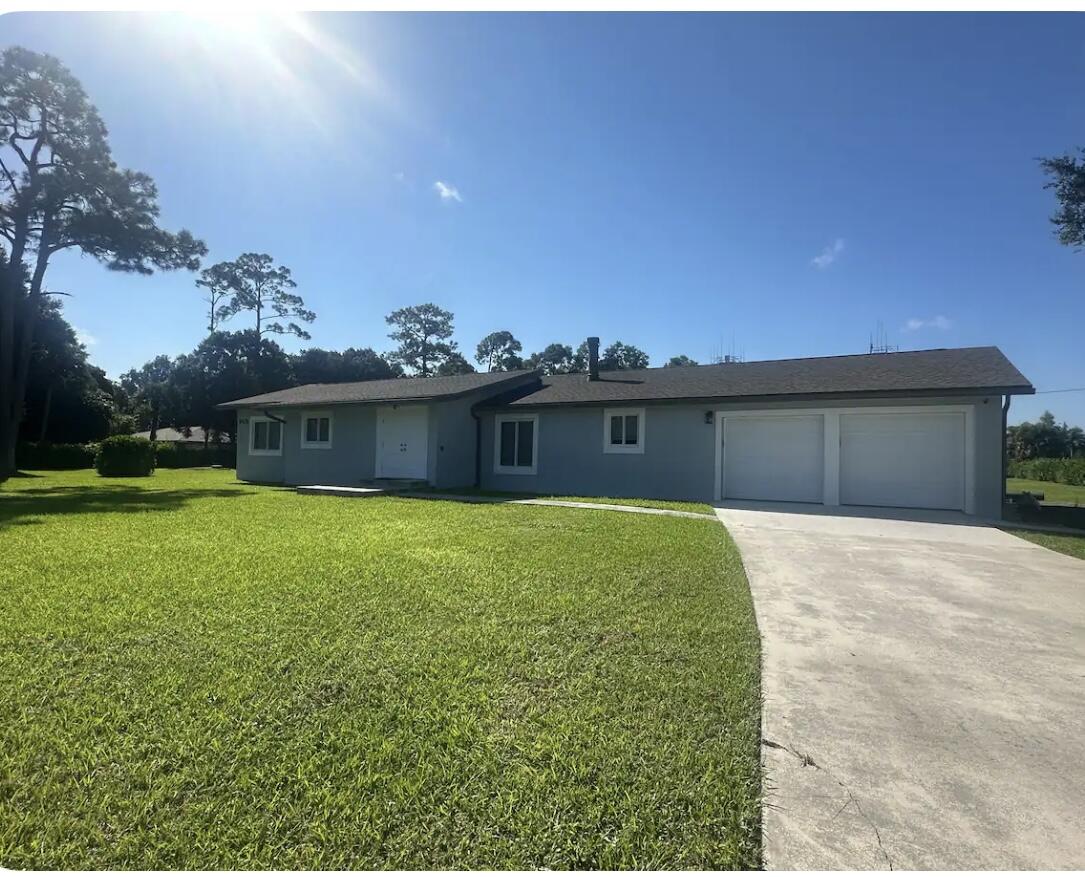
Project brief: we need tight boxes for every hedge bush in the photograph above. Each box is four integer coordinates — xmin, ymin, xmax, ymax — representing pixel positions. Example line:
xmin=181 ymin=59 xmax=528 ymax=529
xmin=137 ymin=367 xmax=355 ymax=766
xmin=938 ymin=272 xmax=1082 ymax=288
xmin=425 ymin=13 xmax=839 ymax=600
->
xmin=1008 ymin=457 xmax=1085 ymax=487
xmin=95 ymin=435 xmax=156 ymax=477
xmin=16 ymin=442 xmax=99 ymax=470
xmin=153 ymin=442 xmax=236 ymax=469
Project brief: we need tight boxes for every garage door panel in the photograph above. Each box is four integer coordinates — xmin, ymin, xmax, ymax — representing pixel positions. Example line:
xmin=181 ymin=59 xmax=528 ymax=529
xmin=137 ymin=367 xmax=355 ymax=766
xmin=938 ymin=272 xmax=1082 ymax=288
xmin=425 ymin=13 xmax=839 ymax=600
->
xmin=724 ymin=415 xmax=824 ymax=503
xmin=840 ymin=412 xmax=964 ymax=510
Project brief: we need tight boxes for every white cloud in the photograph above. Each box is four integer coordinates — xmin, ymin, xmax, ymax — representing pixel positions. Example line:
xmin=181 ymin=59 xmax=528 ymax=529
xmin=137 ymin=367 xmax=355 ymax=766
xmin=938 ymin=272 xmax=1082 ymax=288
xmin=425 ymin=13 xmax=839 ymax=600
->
xmin=811 ymin=238 xmax=845 ymax=269
xmin=433 ymin=180 xmax=462 ymax=203
xmin=74 ymin=326 xmax=97 ymax=346
xmin=903 ymin=315 xmax=953 ymax=332
xmin=392 ymin=171 xmax=406 ymax=183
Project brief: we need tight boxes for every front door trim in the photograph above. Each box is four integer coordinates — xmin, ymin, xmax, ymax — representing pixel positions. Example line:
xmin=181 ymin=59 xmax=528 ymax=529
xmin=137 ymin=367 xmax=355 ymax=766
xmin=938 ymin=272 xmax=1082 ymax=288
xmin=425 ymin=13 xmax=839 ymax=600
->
xmin=375 ymin=404 xmax=429 ymax=480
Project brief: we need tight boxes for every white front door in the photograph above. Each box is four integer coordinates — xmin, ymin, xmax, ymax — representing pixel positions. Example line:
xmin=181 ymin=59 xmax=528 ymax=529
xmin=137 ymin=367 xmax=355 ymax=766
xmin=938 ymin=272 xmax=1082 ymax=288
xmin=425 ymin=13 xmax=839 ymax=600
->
xmin=376 ymin=405 xmax=429 ymax=479
xmin=840 ymin=412 xmax=965 ymax=510
xmin=722 ymin=415 xmax=825 ymax=503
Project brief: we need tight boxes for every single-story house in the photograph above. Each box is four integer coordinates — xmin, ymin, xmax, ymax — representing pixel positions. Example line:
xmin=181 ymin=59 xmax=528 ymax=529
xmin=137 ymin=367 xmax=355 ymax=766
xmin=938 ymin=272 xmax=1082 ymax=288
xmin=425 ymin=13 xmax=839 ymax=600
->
xmin=219 ymin=341 xmax=1034 ymax=518
xmin=134 ymin=426 xmax=222 ymax=446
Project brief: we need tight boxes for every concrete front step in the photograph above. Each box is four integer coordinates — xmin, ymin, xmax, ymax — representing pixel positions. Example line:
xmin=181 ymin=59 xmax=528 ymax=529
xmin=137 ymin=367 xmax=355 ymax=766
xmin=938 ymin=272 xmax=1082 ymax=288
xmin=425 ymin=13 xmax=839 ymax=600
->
xmin=365 ymin=479 xmax=429 ymax=491
xmin=295 ymin=485 xmax=387 ymax=498
xmin=296 ymin=479 xmax=430 ymax=498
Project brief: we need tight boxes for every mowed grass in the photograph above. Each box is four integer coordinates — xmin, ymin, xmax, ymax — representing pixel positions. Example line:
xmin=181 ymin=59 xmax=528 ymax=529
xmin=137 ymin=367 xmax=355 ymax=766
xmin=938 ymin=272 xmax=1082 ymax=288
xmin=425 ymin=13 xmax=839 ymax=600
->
xmin=1005 ymin=528 xmax=1085 ymax=562
xmin=1007 ymin=477 xmax=1085 ymax=506
xmin=0 ymin=469 xmax=760 ymax=869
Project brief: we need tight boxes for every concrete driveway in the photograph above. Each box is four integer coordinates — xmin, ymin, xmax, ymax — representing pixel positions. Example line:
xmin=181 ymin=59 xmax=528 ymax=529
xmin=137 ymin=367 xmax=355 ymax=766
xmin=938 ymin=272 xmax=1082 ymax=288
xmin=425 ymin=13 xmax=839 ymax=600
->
xmin=715 ymin=503 xmax=1085 ymax=870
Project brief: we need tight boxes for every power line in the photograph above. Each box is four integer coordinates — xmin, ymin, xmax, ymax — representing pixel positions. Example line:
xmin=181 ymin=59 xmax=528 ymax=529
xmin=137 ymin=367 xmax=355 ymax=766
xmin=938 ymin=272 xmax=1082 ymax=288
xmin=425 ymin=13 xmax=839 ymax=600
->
xmin=1034 ymin=387 xmax=1085 ymax=395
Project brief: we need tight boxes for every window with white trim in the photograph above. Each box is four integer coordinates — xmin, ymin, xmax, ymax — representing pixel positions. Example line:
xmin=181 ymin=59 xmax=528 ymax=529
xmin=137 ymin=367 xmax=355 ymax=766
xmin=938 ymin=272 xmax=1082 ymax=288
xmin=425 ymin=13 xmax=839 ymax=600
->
xmin=494 ymin=414 xmax=538 ymax=475
xmin=301 ymin=411 xmax=333 ymax=449
xmin=603 ymin=408 xmax=645 ymax=454
xmin=249 ymin=417 xmax=283 ymax=456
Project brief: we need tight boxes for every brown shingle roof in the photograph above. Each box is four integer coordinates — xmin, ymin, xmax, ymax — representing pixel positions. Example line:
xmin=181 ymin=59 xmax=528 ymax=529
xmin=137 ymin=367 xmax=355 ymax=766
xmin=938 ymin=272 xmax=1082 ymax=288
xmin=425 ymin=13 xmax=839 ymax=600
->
xmin=217 ymin=369 xmax=538 ymax=409
xmin=484 ymin=347 xmax=1033 ymax=408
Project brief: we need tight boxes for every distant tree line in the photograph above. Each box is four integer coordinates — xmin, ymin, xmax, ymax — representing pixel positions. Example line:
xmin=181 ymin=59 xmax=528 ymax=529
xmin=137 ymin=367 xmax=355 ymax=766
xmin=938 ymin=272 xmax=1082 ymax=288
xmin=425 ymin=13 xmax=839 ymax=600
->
xmin=1007 ymin=411 xmax=1085 ymax=461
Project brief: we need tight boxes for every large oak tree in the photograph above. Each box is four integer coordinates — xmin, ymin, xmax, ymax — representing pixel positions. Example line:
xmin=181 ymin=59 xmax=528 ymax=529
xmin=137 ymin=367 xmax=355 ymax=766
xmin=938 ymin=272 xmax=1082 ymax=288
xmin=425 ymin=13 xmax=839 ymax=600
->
xmin=0 ymin=46 xmax=205 ymax=478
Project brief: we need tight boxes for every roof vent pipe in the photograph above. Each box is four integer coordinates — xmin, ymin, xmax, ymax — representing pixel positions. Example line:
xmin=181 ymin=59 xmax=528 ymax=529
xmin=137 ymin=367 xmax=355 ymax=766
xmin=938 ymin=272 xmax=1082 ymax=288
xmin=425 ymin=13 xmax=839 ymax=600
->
xmin=587 ymin=337 xmax=600 ymax=381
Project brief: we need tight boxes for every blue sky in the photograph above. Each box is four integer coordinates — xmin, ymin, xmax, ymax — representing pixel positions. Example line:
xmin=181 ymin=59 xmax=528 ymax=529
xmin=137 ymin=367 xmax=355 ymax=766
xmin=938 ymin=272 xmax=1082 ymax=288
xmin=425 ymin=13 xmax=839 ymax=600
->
xmin=3 ymin=12 xmax=1084 ymax=424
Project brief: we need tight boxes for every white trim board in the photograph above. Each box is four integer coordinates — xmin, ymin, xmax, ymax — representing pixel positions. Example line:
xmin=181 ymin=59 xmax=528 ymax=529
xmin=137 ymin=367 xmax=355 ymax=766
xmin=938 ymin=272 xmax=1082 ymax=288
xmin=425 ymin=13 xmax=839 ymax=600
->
xmin=714 ymin=404 xmax=977 ymax=515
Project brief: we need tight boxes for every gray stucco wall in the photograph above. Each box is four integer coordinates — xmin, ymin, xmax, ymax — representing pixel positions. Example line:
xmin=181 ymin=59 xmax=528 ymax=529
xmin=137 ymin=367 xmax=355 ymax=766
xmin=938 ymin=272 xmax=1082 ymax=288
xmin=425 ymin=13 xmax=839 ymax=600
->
xmin=481 ymin=403 xmax=716 ymax=502
xmin=235 ymin=405 xmax=377 ymax=485
xmin=429 ymin=395 xmax=481 ymax=489
xmin=480 ymin=395 xmax=1006 ymax=518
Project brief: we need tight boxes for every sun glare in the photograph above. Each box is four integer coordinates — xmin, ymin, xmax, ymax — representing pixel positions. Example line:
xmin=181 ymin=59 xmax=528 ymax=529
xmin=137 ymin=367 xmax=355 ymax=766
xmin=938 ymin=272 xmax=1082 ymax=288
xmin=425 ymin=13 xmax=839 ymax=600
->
xmin=141 ymin=10 xmax=392 ymax=139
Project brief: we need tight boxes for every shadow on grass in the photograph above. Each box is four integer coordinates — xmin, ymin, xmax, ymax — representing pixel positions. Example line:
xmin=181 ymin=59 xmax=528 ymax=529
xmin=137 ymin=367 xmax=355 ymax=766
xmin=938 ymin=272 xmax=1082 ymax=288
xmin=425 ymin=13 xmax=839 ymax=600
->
xmin=0 ymin=484 xmax=256 ymax=529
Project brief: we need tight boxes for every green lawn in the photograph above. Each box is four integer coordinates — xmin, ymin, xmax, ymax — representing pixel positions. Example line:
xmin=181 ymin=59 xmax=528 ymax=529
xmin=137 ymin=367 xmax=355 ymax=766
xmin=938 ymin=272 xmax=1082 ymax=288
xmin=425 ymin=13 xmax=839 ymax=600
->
xmin=423 ymin=486 xmax=714 ymax=516
xmin=1005 ymin=528 xmax=1085 ymax=562
xmin=0 ymin=469 xmax=760 ymax=869
xmin=1007 ymin=477 xmax=1085 ymax=506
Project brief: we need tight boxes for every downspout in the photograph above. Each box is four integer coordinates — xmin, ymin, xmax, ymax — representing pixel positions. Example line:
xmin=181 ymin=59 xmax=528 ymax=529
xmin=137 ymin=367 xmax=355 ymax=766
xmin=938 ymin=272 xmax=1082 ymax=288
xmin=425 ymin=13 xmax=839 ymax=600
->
xmin=471 ymin=407 xmax=482 ymax=488
xmin=1001 ymin=395 xmax=1011 ymax=504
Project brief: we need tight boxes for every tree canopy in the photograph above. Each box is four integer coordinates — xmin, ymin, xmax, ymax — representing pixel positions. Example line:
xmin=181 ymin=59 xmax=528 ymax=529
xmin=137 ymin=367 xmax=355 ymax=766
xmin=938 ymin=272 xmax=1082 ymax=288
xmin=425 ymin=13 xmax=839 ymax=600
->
xmin=195 ymin=261 xmax=235 ymax=333
xmin=0 ymin=46 xmax=205 ymax=477
xmin=665 ymin=355 xmax=699 ymax=368
xmin=475 ymin=330 xmax=523 ymax=372
xmin=292 ymin=346 xmax=401 ymax=385
xmin=599 ymin=341 xmax=650 ymax=371
xmin=215 ymin=252 xmax=313 ymax=342
xmin=385 ymin=303 xmax=458 ymax=376
xmin=21 ymin=297 xmax=116 ymax=443
xmin=1007 ymin=411 xmax=1085 ymax=461
xmin=1040 ymin=149 xmax=1085 ymax=249
xmin=120 ymin=354 xmax=178 ymax=441
xmin=435 ymin=351 xmax=476 ymax=376
xmin=524 ymin=342 xmax=577 ymax=375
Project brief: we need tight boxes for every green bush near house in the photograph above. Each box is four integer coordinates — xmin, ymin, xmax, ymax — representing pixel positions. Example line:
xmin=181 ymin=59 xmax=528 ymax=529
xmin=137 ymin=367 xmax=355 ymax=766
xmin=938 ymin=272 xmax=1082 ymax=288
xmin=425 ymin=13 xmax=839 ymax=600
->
xmin=152 ymin=441 xmax=236 ymax=469
xmin=15 ymin=441 xmax=99 ymax=470
xmin=15 ymin=440 xmax=236 ymax=472
xmin=94 ymin=435 xmax=156 ymax=477
xmin=1008 ymin=457 xmax=1085 ymax=487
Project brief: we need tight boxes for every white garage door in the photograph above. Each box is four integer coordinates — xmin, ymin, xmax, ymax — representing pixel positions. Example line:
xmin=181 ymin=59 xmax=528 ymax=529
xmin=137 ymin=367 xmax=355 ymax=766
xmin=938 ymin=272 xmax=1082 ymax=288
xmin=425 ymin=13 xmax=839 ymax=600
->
xmin=840 ymin=412 xmax=965 ymax=510
xmin=723 ymin=415 xmax=824 ymax=503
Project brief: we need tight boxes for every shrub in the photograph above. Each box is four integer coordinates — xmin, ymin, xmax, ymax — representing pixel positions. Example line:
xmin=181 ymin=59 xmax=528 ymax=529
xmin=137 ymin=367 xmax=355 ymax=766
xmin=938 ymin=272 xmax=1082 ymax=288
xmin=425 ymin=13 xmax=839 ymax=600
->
xmin=1009 ymin=457 xmax=1085 ymax=487
xmin=16 ymin=442 xmax=98 ymax=470
xmin=95 ymin=435 xmax=156 ymax=477
xmin=153 ymin=442 xmax=236 ymax=469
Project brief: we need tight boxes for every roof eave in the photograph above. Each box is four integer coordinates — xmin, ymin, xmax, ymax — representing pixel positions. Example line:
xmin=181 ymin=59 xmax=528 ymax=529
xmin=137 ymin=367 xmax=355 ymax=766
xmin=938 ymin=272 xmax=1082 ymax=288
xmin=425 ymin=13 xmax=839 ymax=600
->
xmin=477 ymin=384 xmax=1036 ymax=411
xmin=216 ymin=369 xmax=543 ymax=410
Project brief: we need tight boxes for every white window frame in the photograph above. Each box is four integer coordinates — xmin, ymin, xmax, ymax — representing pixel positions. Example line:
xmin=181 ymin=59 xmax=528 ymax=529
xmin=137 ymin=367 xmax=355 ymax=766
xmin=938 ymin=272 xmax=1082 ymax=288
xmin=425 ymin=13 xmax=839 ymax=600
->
xmin=493 ymin=414 xmax=539 ymax=476
xmin=603 ymin=407 xmax=646 ymax=455
xmin=300 ymin=410 xmax=334 ymax=450
xmin=249 ymin=416 xmax=284 ymax=457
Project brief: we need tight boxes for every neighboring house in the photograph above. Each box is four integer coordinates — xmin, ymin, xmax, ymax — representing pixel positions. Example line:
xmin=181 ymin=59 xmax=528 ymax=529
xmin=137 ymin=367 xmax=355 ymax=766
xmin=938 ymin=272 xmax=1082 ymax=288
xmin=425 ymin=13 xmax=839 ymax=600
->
xmin=134 ymin=426 xmax=222 ymax=446
xmin=220 ymin=341 xmax=1034 ymax=518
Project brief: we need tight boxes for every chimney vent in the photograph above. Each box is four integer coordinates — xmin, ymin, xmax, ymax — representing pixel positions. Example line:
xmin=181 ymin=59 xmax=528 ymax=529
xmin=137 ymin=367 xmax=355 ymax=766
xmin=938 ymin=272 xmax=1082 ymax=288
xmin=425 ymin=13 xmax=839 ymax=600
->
xmin=586 ymin=337 xmax=600 ymax=381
